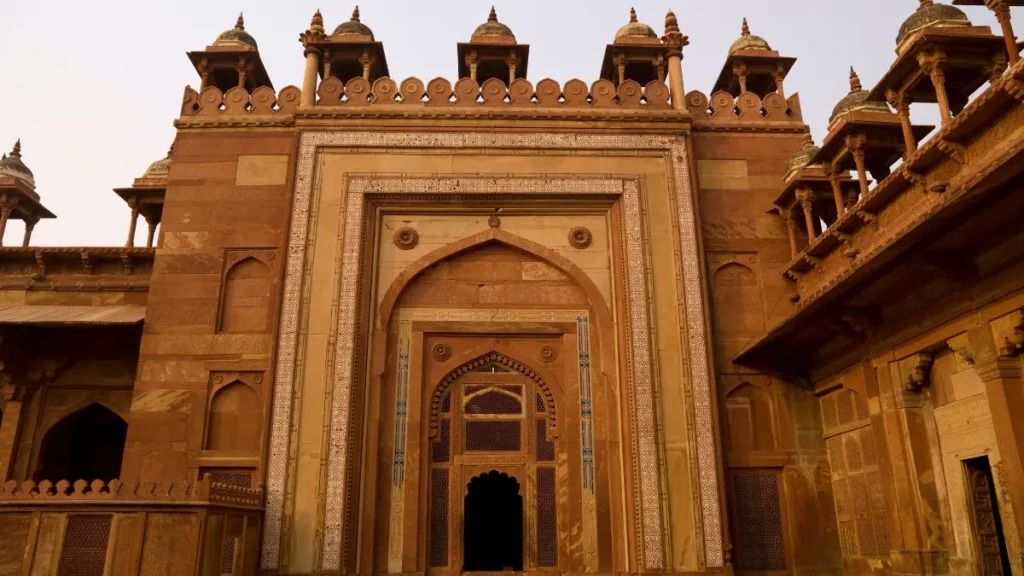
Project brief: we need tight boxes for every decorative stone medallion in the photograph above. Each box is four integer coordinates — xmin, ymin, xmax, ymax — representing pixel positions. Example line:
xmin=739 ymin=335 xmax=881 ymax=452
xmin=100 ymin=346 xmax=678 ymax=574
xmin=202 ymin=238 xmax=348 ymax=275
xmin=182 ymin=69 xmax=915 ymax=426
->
xmin=432 ymin=342 xmax=452 ymax=362
xmin=393 ymin=227 xmax=419 ymax=250
xmin=568 ymin=226 xmax=593 ymax=249
xmin=488 ymin=212 xmax=501 ymax=228
xmin=538 ymin=344 xmax=557 ymax=363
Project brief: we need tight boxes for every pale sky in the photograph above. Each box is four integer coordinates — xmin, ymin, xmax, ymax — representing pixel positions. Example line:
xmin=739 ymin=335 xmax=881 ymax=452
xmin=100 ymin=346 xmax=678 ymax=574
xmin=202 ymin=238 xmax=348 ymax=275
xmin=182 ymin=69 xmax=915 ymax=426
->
xmin=1 ymin=1 xmax=1015 ymax=247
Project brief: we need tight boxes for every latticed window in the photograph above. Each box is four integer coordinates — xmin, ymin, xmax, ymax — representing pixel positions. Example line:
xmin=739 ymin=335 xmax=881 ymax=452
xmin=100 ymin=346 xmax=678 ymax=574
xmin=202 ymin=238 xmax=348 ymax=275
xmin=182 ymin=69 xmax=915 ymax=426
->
xmin=820 ymin=388 xmax=889 ymax=558
xmin=428 ymin=362 xmax=559 ymax=570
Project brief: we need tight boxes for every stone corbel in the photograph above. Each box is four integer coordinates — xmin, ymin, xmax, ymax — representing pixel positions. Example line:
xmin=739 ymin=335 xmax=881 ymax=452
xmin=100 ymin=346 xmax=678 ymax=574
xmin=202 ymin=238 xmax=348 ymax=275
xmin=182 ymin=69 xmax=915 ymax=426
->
xmin=899 ymin=352 xmax=933 ymax=392
xmin=904 ymin=169 xmax=927 ymax=193
xmin=32 ymin=251 xmax=46 ymax=280
xmin=1005 ymin=79 xmax=1024 ymax=103
xmin=946 ymin=333 xmax=975 ymax=372
xmin=990 ymin=309 xmax=1024 ymax=357
xmin=937 ymin=140 xmax=968 ymax=166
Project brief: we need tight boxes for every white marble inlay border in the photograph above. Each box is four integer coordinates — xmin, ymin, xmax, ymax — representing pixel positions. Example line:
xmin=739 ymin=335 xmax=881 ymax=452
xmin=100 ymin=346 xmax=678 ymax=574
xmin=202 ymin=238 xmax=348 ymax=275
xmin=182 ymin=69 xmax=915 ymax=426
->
xmin=261 ymin=132 xmax=722 ymax=571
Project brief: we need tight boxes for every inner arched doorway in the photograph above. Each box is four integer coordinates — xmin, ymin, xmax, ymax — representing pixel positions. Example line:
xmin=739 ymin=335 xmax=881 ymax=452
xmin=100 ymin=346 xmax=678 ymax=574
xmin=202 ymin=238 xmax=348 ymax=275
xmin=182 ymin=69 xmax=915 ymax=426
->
xmin=464 ymin=470 xmax=524 ymax=571
xmin=34 ymin=403 xmax=127 ymax=483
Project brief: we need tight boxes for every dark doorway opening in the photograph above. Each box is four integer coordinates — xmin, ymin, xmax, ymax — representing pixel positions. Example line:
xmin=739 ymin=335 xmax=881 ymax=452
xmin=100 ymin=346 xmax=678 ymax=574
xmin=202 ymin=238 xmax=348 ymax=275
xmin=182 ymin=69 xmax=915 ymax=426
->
xmin=35 ymin=403 xmax=127 ymax=483
xmin=965 ymin=457 xmax=1012 ymax=575
xmin=463 ymin=470 xmax=523 ymax=571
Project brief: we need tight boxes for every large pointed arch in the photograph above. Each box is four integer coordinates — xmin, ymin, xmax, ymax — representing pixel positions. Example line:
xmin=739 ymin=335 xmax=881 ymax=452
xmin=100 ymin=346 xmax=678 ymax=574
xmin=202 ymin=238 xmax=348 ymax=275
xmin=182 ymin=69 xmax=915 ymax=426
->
xmin=378 ymin=228 xmax=612 ymax=330
xmin=428 ymin=350 xmax=559 ymax=441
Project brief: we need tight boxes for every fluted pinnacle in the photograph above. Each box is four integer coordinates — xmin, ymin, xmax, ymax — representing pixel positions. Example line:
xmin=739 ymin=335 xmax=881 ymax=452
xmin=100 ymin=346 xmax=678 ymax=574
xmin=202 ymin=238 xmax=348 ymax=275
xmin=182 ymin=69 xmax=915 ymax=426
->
xmin=235 ymin=13 xmax=245 ymax=31
xmin=629 ymin=7 xmax=638 ymax=23
xmin=488 ymin=6 xmax=498 ymax=22
xmin=741 ymin=17 xmax=750 ymax=36
xmin=849 ymin=67 xmax=863 ymax=92
xmin=10 ymin=139 xmax=21 ymax=159
xmin=351 ymin=5 xmax=360 ymax=22
xmin=310 ymin=9 xmax=324 ymax=33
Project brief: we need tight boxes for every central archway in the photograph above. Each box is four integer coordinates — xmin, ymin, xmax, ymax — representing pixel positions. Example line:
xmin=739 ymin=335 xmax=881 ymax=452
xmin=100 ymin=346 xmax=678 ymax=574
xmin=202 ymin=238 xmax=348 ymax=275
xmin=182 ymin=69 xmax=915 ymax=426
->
xmin=34 ymin=403 xmax=127 ymax=483
xmin=463 ymin=470 xmax=523 ymax=572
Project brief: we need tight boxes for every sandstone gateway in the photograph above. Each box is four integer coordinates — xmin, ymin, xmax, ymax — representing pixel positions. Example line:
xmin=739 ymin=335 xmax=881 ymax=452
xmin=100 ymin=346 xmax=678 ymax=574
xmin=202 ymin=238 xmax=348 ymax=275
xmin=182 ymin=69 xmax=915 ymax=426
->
xmin=2 ymin=2 xmax=1024 ymax=575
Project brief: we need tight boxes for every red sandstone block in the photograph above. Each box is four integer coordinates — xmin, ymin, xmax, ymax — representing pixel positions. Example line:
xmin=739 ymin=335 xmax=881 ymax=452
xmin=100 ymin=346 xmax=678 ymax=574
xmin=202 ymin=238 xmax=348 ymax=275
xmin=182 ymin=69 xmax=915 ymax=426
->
xmin=174 ymin=133 xmax=294 ymax=157
xmin=167 ymin=162 xmax=237 ymax=183
xmin=152 ymin=253 xmax=223 ymax=276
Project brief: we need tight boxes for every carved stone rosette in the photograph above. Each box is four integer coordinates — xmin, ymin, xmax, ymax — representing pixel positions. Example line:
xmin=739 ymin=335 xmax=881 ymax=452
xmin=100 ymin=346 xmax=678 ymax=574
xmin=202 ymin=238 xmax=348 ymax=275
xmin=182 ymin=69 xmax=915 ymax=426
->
xmin=432 ymin=343 xmax=452 ymax=362
xmin=538 ymin=344 xmax=557 ymax=363
xmin=393 ymin=227 xmax=420 ymax=250
xmin=568 ymin=226 xmax=593 ymax=249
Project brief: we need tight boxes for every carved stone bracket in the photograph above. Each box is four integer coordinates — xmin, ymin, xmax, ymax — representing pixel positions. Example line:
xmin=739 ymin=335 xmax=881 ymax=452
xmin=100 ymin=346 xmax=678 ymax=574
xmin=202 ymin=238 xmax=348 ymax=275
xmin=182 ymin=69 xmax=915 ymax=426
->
xmin=899 ymin=352 xmax=934 ymax=392
xmin=937 ymin=140 xmax=968 ymax=165
xmin=991 ymin=309 xmax=1024 ymax=357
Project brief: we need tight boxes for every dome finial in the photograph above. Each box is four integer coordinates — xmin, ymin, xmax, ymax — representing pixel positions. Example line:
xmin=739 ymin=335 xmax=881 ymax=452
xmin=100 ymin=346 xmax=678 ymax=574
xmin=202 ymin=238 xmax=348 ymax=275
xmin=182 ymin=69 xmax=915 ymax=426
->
xmin=351 ymin=5 xmax=360 ymax=22
xmin=311 ymin=9 xmax=325 ymax=33
xmin=849 ymin=67 xmax=863 ymax=92
xmin=802 ymin=133 xmax=815 ymax=148
xmin=235 ymin=12 xmax=245 ymax=31
xmin=10 ymin=139 xmax=21 ymax=159
xmin=488 ymin=6 xmax=498 ymax=22
xmin=665 ymin=10 xmax=680 ymax=35
xmin=919 ymin=0 xmax=934 ymax=7
xmin=741 ymin=17 xmax=750 ymax=36
xmin=629 ymin=8 xmax=638 ymax=23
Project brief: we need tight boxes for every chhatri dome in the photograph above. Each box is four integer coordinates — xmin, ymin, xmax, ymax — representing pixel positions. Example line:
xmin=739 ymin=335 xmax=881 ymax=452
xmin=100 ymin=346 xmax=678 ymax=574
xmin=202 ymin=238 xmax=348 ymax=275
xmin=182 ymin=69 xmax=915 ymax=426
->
xmin=0 ymin=140 xmax=34 ymax=187
xmin=471 ymin=7 xmax=516 ymax=44
xmin=333 ymin=6 xmax=375 ymax=40
xmin=614 ymin=8 xmax=659 ymax=44
xmin=213 ymin=13 xmax=258 ymax=49
xmin=896 ymin=0 xmax=971 ymax=48
xmin=784 ymin=134 xmax=821 ymax=181
xmin=729 ymin=18 xmax=771 ymax=55
xmin=140 ymin=147 xmax=172 ymax=181
xmin=830 ymin=67 xmax=892 ymax=123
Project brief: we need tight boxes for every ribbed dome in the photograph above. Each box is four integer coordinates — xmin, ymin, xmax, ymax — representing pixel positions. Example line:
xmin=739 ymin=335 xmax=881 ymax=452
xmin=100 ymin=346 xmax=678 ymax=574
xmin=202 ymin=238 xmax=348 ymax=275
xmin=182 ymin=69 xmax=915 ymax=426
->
xmin=141 ymin=148 xmax=172 ymax=180
xmin=333 ymin=6 xmax=374 ymax=39
xmin=615 ymin=8 xmax=659 ymax=43
xmin=729 ymin=18 xmax=771 ymax=54
xmin=896 ymin=1 xmax=970 ymax=48
xmin=472 ymin=7 xmax=515 ymax=42
xmin=830 ymin=68 xmax=892 ymax=123
xmin=784 ymin=135 xmax=820 ymax=181
xmin=0 ymin=140 xmax=34 ymax=187
xmin=214 ymin=14 xmax=258 ymax=49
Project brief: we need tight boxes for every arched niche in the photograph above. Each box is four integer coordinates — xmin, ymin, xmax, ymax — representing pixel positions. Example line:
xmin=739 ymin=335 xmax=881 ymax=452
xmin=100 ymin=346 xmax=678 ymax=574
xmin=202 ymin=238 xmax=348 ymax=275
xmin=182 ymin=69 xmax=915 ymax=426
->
xmin=34 ymin=403 xmax=127 ymax=483
xmin=219 ymin=252 xmax=275 ymax=333
xmin=205 ymin=379 xmax=262 ymax=452
xmin=724 ymin=381 xmax=778 ymax=454
xmin=711 ymin=261 xmax=765 ymax=336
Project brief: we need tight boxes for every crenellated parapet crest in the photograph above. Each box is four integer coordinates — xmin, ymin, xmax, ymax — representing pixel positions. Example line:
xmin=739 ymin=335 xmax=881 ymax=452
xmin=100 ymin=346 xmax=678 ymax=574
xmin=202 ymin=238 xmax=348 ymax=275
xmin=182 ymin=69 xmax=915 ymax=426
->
xmin=0 ymin=474 xmax=263 ymax=507
xmin=684 ymin=89 xmax=803 ymax=122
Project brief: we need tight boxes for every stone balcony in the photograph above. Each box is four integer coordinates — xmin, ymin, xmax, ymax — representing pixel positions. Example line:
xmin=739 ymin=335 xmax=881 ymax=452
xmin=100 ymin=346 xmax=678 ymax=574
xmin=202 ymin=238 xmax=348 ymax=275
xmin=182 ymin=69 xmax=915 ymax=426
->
xmin=737 ymin=57 xmax=1024 ymax=374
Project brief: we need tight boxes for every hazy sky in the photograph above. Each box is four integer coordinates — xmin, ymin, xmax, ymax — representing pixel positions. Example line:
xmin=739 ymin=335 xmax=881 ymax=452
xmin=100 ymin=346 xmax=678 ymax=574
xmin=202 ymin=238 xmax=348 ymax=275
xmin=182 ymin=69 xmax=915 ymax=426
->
xmin=1 ymin=1 xmax=1015 ymax=247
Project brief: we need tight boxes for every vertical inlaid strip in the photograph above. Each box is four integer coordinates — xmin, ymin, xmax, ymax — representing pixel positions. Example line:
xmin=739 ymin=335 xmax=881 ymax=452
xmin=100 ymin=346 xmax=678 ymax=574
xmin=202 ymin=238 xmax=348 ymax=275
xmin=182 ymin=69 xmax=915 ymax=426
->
xmin=670 ymin=142 xmax=723 ymax=568
xmin=576 ymin=314 xmax=598 ymax=569
xmin=387 ymin=320 xmax=412 ymax=572
xmin=622 ymin=180 xmax=664 ymax=569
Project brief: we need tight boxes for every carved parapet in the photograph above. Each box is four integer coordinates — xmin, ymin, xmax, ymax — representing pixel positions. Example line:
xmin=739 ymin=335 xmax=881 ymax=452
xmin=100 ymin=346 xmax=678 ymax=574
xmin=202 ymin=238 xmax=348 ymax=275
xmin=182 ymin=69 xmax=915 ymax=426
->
xmin=309 ymin=76 xmax=673 ymax=110
xmin=0 ymin=475 xmax=263 ymax=508
xmin=180 ymin=84 xmax=302 ymax=117
xmin=684 ymin=90 xmax=802 ymax=123
xmin=0 ymin=246 xmax=153 ymax=290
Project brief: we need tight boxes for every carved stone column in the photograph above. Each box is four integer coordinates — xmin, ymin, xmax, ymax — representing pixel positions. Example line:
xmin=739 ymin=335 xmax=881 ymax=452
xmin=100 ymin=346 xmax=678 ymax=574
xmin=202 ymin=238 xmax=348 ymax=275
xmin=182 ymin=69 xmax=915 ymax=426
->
xmin=21 ymin=215 xmax=37 ymax=247
xmin=969 ymin=311 xmax=1024 ymax=542
xmin=508 ymin=53 xmax=517 ymax=87
xmin=888 ymin=89 xmax=917 ymax=158
xmin=125 ymin=198 xmax=139 ymax=248
xmin=467 ymin=52 xmax=479 ymax=83
xmin=850 ymin=140 xmax=871 ymax=199
xmin=144 ymin=213 xmax=159 ymax=248
xmin=796 ymin=188 xmax=817 ymax=241
xmin=827 ymin=167 xmax=846 ymax=217
xmin=774 ymin=69 xmax=786 ymax=99
xmin=0 ymin=194 xmax=18 ymax=248
xmin=299 ymin=10 xmax=326 ymax=108
xmin=987 ymin=0 xmax=1020 ymax=65
xmin=781 ymin=207 xmax=799 ymax=258
xmin=662 ymin=11 xmax=689 ymax=111
xmin=919 ymin=52 xmax=952 ymax=124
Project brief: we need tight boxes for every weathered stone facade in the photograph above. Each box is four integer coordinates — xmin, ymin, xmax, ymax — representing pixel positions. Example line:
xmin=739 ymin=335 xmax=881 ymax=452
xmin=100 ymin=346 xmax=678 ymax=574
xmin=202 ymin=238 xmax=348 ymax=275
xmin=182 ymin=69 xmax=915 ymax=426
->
xmin=2 ymin=2 xmax=1024 ymax=575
